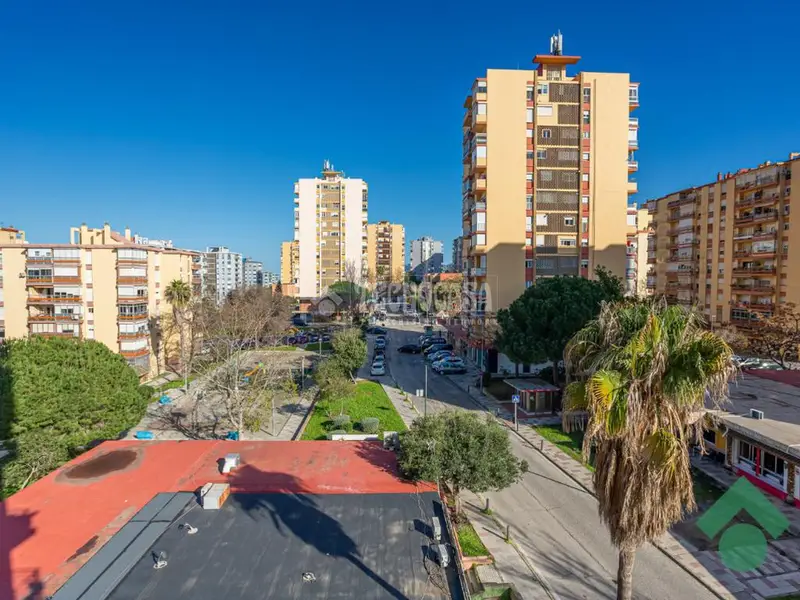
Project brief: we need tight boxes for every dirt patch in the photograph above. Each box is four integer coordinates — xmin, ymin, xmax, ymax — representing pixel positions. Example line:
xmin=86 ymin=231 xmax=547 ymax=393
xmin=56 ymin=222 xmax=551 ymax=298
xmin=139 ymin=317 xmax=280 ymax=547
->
xmin=58 ymin=449 xmax=140 ymax=483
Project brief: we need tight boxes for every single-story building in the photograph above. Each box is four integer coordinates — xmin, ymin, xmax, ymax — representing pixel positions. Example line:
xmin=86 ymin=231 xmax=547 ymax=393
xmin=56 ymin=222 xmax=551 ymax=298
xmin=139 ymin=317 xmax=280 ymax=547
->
xmin=704 ymin=372 xmax=800 ymax=507
xmin=503 ymin=378 xmax=561 ymax=415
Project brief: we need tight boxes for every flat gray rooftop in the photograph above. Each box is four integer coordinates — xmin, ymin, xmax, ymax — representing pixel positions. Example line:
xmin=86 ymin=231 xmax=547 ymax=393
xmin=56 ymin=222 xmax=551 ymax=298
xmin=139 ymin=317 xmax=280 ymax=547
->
xmin=100 ymin=491 xmax=459 ymax=600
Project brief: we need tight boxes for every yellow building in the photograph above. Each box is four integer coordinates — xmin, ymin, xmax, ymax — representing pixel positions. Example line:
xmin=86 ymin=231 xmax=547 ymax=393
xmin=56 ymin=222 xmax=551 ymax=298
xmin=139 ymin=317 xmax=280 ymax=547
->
xmin=626 ymin=205 xmax=650 ymax=295
xmin=0 ymin=223 xmax=196 ymax=378
xmin=280 ymin=240 xmax=298 ymax=285
xmin=646 ymin=153 xmax=799 ymax=327
xmin=460 ymin=35 xmax=638 ymax=368
xmin=366 ymin=221 xmax=405 ymax=284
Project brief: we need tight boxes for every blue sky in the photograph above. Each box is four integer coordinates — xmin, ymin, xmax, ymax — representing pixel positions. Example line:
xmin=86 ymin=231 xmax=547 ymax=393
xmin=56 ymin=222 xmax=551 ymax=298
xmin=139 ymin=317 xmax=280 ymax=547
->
xmin=0 ymin=0 xmax=797 ymax=271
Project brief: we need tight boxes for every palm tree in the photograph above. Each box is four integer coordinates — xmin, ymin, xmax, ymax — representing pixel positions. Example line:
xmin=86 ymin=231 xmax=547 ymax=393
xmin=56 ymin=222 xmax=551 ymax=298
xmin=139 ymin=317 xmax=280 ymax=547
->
xmin=562 ymin=299 xmax=737 ymax=600
xmin=164 ymin=279 xmax=193 ymax=391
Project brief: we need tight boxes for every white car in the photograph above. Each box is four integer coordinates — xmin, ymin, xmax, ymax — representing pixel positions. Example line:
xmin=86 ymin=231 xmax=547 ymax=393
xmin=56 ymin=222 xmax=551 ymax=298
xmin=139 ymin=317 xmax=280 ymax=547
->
xmin=370 ymin=363 xmax=386 ymax=376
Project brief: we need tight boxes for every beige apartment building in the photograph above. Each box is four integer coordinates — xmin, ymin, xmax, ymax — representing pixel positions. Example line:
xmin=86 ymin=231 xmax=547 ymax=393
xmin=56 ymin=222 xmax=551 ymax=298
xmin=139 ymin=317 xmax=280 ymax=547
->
xmin=646 ymin=153 xmax=799 ymax=327
xmin=459 ymin=37 xmax=638 ymax=369
xmin=293 ymin=161 xmax=368 ymax=298
xmin=366 ymin=221 xmax=405 ymax=283
xmin=626 ymin=204 xmax=650 ymax=295
xmin=0 ymin=223 xmax=196 ymax=378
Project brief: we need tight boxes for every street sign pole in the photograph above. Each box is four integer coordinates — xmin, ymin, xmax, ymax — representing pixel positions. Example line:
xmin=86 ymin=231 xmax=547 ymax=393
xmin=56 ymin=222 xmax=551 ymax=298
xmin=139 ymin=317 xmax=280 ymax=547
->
xmin=512 ymin=394 xmax=520 ymax=431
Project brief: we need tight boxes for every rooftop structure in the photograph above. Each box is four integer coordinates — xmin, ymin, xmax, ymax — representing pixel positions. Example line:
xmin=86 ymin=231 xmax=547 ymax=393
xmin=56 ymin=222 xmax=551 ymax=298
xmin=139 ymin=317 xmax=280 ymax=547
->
xmin=1 ymin=440 xmax=460 ymax=600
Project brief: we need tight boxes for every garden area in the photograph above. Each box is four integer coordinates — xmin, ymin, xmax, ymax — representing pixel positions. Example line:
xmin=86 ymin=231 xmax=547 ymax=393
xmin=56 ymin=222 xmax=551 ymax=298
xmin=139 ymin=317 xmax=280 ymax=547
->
xmin=300 ymin=381 xmax=407 ymax=440
xmin=456 ymin=520 xmax=489 ymax=557
xmin=533 ymin=424 xmax=594 ymax=471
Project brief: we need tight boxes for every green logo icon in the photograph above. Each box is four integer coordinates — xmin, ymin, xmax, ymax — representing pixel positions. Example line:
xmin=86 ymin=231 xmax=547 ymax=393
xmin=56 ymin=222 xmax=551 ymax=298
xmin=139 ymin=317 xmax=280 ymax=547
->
xmin=697 ymin=478 xmax=789 ymax=571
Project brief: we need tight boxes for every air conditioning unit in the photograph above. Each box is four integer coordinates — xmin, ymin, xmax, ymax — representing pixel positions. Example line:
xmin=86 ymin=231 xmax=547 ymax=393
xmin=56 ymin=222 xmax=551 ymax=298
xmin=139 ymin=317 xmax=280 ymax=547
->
xmin=750 ymin=409 xmax=764 ymax=420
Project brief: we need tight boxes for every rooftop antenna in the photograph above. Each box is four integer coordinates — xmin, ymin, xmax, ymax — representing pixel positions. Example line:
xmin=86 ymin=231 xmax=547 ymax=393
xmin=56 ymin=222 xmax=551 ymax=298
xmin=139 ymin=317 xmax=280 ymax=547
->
xmin=550 ymin=30 xmax=563 ymax=56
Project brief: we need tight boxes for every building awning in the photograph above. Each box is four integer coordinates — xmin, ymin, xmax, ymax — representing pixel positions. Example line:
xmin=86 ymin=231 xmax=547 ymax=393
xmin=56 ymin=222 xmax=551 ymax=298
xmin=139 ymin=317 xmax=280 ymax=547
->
xmin=503 ymin=378 xmax=560 ymax=393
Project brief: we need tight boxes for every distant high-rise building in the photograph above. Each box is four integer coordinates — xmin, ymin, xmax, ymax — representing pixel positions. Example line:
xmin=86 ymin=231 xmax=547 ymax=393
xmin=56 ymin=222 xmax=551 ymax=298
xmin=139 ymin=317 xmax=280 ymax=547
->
xmin=452 ymin=236 xmax=464 ymax=273
xmin=202 ymin=246 xmax=243 ymax=303
xmin=243 ymin=258 xmax=264 ymax=287
xmin=0 ymin=222 xmax=195 ymax=378
xmin=625 ymin=205 xmax=649 ymax=296
xmin=293 ymin=161 xmax=368 ymax=297
xmin=280 ymin=241 xmax=298 ymax=284
xmin=262 ymin=271 xmax=280 ymax=285
xmin=366 ymin=221 xmax=405 ymax=283
xmin=410 ymin=236 xmax=444 ymax=278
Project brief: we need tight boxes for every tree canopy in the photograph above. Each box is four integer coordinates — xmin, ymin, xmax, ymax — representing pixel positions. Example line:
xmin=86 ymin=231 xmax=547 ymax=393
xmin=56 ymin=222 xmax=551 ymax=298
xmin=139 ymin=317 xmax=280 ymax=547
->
xmin=495 ymin=267 xmax=623 ymax=381
xmin=562 ymin=300 xmax=737 ymax=599
xmin=330 ymin=328 xmax=367 ymax=378
xmin=730 ymin=302 xmax=800 ymax=369
xmin=398 ymin=411 xmax=527 ymax=511
xmin=0 ymin=337 xmax=149 ymax=496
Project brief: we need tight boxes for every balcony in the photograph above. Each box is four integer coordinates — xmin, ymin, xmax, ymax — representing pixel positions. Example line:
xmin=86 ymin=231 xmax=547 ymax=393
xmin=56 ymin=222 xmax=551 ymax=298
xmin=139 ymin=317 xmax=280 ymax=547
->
xmin=627 ymin=180 xmax=638 ymax=195
xmin=751 ymin=248 xmax=777 ymax=258
xmin=120 ymin=348 xmax=150 ymax=359
xmin=753 ymin=230 xmax=778 ymax=241
xmin=629 ymin=117 xmax=639 ymax=129
xmin=470 ymin=267 xmax=487 ymax=277
xmin=119 ymin=312 xmax=149 ymax=322
xmin=117 ymin=276 xmax=148 ymax=285
xmin=29 ymin=313 xmax=83 ymax=323
xmin=736 ymin=176 xmax=778 ymax=191
xmin=668 ymin=239 xmax=699 ymax=250
xmin=732 ymin=266 xmax=776 ymax=275
xmin=118 ymin=294 xmax=149 ymax=304
xmin=628 ymin=160 xmax=638 ymax=173
xmin=27 ymin=294 xmax=81 ymax=304
xmin=119 ymin=331 xmax=149 ymax=340
xmin=647 ymin=256 xmax=657 ymax=264
xmin=629 ymin=85 xmax=640 ymax=109
xmin=732 ymin=284 xmax=775 ymax=294
xmin=35 ymin=330 xmax=80 ymax=338
xmin=628 ymin=137 xmax=639 ymax=151
xmin=647 ymin=201 xmax=657 ymax=214
xmin=731 ymin=316 xmax=759 ymax=328
xmin=667 ymin=255 xmax=695 ymax=263
xmin=670 ymin=224 xmax=696 ymax=235
xmin=116 ymin=256 xmax=148 ymax=266
xmin=475 ymin=177 xmax=487 ymax=191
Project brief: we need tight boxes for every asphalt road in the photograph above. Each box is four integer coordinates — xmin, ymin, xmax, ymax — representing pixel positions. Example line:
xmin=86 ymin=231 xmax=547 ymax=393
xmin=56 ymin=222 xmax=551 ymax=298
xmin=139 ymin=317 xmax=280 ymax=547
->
xmin=377 ymin=323 xmax=717 ymax=600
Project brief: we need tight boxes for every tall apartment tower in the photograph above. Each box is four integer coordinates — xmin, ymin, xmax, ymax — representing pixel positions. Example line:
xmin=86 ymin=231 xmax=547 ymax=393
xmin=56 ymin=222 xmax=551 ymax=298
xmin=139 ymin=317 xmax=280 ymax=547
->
xmin=293 ymin=161 xmax=368 ymax=298
xmin=646 ymin=154 xmax=799 ymax=328
xmin=452 ymin=236 xmax=464 ymax=273
xmin=202 ymin=246 xmax=243 ymax=303
xmin=626 ymin=205 xmax=650 ymax=296
xmin=366 ymin=221 xmax=405 ymax=283
xmin=0 ymin=223 xmax=195 ymax=377
xmin=461 ymin=36 xmax=639 ymax=316
xmin=410 ymin=236 xmax=444 ymax=278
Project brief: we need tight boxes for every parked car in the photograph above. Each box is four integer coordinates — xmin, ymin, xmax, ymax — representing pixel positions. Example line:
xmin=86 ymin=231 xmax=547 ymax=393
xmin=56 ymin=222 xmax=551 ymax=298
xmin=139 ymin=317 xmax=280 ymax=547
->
xmin=375 ymin=338 xmax=386 ymax=349
xmin=370 ymin=363 xmax=386 ymax=376
xmin=374 ymin=350 xmax=386 ymax=360
xmin=433 ymin=359 xmax=467 ymax=374
xmin=398 ymin=344 xmax=421 ymax=354
xmin=421 ymin=337 xmax=447 ymax=349
xmin=427 ymin=349 xmax=455 ymax=362
xmin=433 ymin=355 xmax=463 ymax=367
xmin=321 ymin=334 xmax=331 ymax=342
xmin=424 ymin=343 xmax=452 ymax=356
xmin=366 ymin=327 xmax=388 ymax=335
xmin=372 ymin=358 xmax=385 ymax=370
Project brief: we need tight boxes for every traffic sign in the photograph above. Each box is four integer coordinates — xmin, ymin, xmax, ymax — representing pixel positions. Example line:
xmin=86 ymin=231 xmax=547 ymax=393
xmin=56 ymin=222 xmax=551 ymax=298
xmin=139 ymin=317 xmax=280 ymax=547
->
xmin=512 ymin=394 xmax=520 ymax=404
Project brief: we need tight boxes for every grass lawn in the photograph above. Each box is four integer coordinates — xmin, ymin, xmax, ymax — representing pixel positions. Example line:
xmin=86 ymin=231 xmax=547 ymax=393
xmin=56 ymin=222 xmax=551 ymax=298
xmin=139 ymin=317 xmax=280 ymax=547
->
xmin=305 ymin=341 xmax=333 ymax=352
xmin=533 ymin=424 xmax=594 ymax=471
xmin=156 ymin=377 xmax=195 ymax=394
xmin=456 ymin=521 xmax=490 ymax=557
xmin=301 ymin=381 xmax=407 ymax=440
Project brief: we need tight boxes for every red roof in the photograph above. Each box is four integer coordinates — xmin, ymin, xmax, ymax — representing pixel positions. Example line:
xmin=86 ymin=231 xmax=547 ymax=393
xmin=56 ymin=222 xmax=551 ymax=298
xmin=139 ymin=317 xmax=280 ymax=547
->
xmin=0 ymin=440 xmax=433 ymax=600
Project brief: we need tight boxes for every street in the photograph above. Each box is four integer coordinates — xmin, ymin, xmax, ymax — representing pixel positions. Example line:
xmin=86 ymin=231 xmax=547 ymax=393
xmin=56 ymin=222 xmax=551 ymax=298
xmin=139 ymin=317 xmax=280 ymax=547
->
xmin=375 ymin=322 xmax=717 ymax=600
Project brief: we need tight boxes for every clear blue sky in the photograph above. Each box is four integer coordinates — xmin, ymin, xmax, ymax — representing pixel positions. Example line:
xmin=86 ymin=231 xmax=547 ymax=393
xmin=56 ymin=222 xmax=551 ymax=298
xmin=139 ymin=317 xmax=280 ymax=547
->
xmin=0 ymin=0 xmax=797 ymax=272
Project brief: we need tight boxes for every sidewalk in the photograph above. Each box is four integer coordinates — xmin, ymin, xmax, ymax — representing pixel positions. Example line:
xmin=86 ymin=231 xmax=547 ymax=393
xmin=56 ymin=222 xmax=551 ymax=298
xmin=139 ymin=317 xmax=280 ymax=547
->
xmin=462 ymin=491 xmax=552 ymax=600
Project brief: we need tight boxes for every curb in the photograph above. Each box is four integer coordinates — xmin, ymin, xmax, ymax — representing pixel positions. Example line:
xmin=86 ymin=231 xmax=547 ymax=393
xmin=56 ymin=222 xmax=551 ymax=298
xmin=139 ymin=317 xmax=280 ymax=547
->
xmin=445 ymin=376 xmax=731 ymax=600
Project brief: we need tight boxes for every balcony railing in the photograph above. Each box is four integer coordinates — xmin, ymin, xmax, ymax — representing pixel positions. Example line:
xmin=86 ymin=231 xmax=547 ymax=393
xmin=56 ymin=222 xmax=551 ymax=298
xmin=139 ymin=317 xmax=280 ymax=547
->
xmin=628 ymin=160 xmax=638 ymax=171
xmin=35 ymin=330 xmax=80 ymax=338
xmin=119 ymin=313 xmax=149 ymax=321
xmin=731 ymin=284 xmax=775 ymax=294
xmin=118 ymin=295 xmax=149 ymax=303
xmin=119 ymin=331 xmax=149 ymax=340
xmin=736 ymin=176 xmax=778 ymax=190
xmin=27 ymin=295 xmax=81 ymax=304
xmin=629 ymin=117 xmax=639 ymax=128
xmin=120 ymin=348 xmax=150 ymax=359
xmin=470 ymin=267 xmax=487 ymax=277
xmin=29 ymin=313 xmax=83 ymax=322
xmin=667 ymin=255 xmax=695 ymax=263
xmin=732 ymin=266 xmax=776 ymax=275
xmin=117 ymin=276 xmax=148 ymax=285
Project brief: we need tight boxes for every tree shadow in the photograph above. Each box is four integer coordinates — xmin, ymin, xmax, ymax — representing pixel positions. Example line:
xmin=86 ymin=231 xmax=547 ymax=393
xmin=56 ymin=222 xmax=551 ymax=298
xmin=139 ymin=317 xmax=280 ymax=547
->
xmin=227 ymin=464 xmax=412 ymax=600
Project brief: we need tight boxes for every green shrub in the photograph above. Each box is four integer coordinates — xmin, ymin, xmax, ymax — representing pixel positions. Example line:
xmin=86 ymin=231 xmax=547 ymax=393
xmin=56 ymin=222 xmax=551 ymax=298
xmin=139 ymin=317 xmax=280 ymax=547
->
xmin=331 ymin=415 xmax=351 ymax=430
xmin=361 ymin=417 xmax=380 ymax=434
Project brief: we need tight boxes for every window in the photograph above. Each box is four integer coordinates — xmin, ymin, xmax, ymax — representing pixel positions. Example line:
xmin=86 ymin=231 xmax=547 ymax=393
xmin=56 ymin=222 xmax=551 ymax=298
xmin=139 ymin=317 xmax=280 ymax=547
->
xmin=580 ymin=259 xmax=589 ymax=269
xmin=559 ymin=237 xmax=577 ymax=247
xmin=761 ymin=450 xmax=786 ymax=486
xmin=536 ymin=105 xmax=553 ymax=117
xmin=536 ymin=149 xmax=547 ymax=160
xmin=526 ymin=108 xmax=534 ymax=122
xmin=535 ymin=235 xmax=545 ymax=247
xmin=526 ymin=86 xmax=534 ymax=101
xmin=582 ymin=174 xmax=590 ymax=182
xmin=564 ymin=216 xmax=575 ymax=227
xmin=526 ymin=195 xmax=533 ymax=210
xmin=537 ymin=83 xmax=548 ymax=95
xmin=581 ymin=217 xmax=589 ymax=232
xmin=582 ymin=152 xmax=590 ymax=161
xmin=738 ymin=440 xmax=756 ymax=468
xmin=526 ymin=172 xmax=533 ymax=181
xmin=582 ymin=131 xmax=590 ymax=139
xmin=542 ymin=129 xmax=552 ymax=139
xmin=582 ymin=195 xmax=589 ymax=204
xmin=582 ymin=110 xmax=591 ymax=124
xmin=541 ymin=171 xmax=553 ymax=182
xmin=526 ymin=216 xmax=532 ymax=231
xmin=525 ymin=280 xmax=533 ymax=288
xmin=526 ymin=129 xmax=534 ymax=138
xmin=527 ymin=151 xmax=534 ymax=160
xmin=563 ymin=172 xmax=577 ymax=184
xmin=525 ymin=259 xmax=534 ymax=268
xmin=583 ymin=87 xmax=591 ymax=103
xmin=525 ymin=238 xmax=532 ymax=246
xmin=536 ymin=214 xmax=548 ymax=226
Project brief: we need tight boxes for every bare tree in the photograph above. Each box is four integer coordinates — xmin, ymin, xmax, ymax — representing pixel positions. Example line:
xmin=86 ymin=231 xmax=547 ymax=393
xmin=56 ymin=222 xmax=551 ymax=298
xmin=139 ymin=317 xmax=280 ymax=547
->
xmin=198 ymin=291 xmax=296 ymax=438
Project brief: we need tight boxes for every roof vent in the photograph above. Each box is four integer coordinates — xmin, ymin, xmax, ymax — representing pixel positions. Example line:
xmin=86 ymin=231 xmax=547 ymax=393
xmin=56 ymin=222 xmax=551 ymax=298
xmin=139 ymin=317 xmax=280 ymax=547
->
xmin=750 ymin=409 xmax=765 ymax=420
xmin=153 ymin=551 xmax=168 ymax=569
xmin=200 ymin=482 xmax=231 ymax=510
xmin=221 ymin=453 xmax=240 ymax=474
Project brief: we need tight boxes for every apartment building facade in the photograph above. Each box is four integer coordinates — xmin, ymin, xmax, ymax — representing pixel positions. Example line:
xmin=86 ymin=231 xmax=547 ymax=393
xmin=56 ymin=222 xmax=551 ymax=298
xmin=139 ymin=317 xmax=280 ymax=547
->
xmin=452 ymin=236 xmax=464 ymax=273
xmin=410 ymin=236 xmax=444 ymax=278
xmin=293 ymin=161 xmax=368 ymax=298
xmin=202 ymin=246 xmax=243 ymax=303
xmin=243 ymin=258 xmax=264 ymax=287
xmin=646 ymin=154 xmax=799 ymax=327
xmin=626 ymin=205 xmax=650 ymax=295
xmin=0 ymin=223 xmax=195 ymax=377
xmin=366 ymin=221 xmax=405 ymax=283
xmin=459 ymin=38 xmax=638 ymax=370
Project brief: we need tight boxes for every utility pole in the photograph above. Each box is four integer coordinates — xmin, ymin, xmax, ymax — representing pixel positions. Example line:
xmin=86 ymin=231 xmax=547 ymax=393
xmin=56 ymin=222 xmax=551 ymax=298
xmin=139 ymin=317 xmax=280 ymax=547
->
xmin=424 ymin=363 xmax=428 ymax=416
xmin=301 ymin=355 xmax=305 ymax=392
